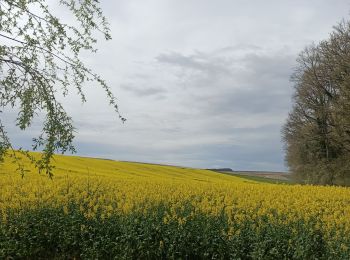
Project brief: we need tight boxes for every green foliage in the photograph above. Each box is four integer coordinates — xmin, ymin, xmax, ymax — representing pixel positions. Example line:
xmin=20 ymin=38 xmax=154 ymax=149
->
xmin=1 ymin=204 xmax=350 ymax=259
xmin=0 ymin=0 xmax=125 ymax=176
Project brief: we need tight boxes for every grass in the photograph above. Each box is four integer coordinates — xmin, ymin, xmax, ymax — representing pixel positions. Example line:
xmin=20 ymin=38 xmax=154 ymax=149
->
xmin=227 ymin=173 xmax=294 ymax=184
xmin=211 ymin=169 xmax=294 ymax=184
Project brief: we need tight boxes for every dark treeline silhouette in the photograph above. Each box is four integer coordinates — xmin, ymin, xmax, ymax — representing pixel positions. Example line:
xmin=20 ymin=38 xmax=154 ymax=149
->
xmin=283 ymin=19 xmax=350 ymax=185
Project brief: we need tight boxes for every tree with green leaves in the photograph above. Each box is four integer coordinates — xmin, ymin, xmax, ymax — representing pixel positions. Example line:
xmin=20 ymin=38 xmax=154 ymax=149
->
xmin=0 ymin=0 xmax=125 ymax=176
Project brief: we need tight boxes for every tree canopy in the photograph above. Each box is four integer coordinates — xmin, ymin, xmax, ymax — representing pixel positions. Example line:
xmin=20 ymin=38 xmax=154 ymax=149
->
xmin=283 ymin=20 xmax=350 ymax=185
xmin=0 ymin=0 xmax=125 ymax=175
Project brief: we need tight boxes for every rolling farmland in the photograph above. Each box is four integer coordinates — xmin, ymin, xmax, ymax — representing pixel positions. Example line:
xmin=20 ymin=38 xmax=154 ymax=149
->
xmin=1 ymin=154 xmax=350 ymax=259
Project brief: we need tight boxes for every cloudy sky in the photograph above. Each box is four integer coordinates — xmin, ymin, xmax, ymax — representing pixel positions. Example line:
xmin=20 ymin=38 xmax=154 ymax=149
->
xmin=6 ymin=0 xmax=350 ymax=171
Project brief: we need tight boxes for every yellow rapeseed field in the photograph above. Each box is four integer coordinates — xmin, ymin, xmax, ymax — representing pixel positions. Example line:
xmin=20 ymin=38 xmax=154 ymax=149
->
xmin=1 ymin=152 xmax=350 ymax=241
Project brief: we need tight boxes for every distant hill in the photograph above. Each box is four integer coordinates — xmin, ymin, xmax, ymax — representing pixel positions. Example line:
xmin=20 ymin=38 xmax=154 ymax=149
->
xmin=207 ymin=168 xmax=233 ymax=172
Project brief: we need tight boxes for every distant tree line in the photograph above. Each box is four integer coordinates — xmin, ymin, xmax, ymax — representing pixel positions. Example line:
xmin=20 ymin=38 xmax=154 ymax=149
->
xmin=283 ymin=19 xmax=350 ymax=185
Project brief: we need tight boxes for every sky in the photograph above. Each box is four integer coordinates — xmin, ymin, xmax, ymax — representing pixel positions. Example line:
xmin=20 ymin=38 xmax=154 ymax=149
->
xmin=5 ymin=0 xmax=350 ymax=171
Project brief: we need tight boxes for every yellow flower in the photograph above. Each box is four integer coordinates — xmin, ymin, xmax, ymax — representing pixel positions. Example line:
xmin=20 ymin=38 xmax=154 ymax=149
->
xmin=1 ymin=151 xmax=350 ymax=239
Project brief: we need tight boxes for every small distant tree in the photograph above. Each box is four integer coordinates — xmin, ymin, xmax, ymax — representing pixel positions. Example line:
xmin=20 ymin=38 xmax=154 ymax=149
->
xmin=0 ymin=0 xmax=125 ymax=176
xmin=283 ymin=19 xmax=350 ymax=185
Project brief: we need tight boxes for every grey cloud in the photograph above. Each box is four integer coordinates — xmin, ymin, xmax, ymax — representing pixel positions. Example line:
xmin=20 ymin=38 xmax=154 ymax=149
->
xmin=212 ymin=44 xmax=262 ymax=55
xmin=121 ymin=83 xmax=166 ymax=97
xmin=149 ymin=47 xmax=294 ymax=171
xmin=65 ymin=0 xmax=350 ymax=171
xmin=156 ymin=52 xmax=232 ymax=76
xmin=197 ymin=89 xmax=290 ymax=117
xmin=7 ymin=0 xmax=350 ymax=172
xmin=155 ymin=47 xmax=295 ymax=117
xmin=244 ymin=53 xmax=296 ymax=79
